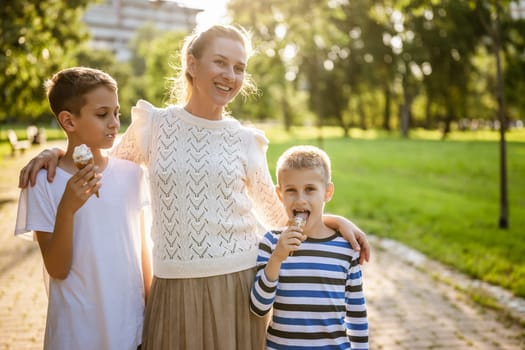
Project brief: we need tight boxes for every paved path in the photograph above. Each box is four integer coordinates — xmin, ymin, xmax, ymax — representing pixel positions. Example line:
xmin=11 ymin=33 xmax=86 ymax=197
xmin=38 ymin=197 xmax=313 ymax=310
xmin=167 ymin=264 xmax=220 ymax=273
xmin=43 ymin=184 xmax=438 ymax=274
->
xmin=364 ymin=237 xmax=524 ymax=349
xmin=1 ymin=146 xmax=524 ymax=349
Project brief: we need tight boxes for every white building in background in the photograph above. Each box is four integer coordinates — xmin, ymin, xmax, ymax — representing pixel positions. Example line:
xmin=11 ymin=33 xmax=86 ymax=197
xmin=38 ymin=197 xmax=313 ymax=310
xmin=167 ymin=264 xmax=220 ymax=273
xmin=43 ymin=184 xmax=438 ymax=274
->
xmin=83 ymin=0 xmax=202 ymax=61
xmin=510 ymin=0 xmax=525 ymax=19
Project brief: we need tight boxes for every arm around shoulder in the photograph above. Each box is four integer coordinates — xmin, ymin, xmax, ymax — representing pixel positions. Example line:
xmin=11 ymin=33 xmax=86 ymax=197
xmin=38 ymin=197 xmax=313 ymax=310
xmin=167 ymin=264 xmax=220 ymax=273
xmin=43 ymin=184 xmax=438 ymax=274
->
xmin=18 ymin=147 xmax=65 ymax=188
xmin=323 ymin=214 xmax=370 ymax=264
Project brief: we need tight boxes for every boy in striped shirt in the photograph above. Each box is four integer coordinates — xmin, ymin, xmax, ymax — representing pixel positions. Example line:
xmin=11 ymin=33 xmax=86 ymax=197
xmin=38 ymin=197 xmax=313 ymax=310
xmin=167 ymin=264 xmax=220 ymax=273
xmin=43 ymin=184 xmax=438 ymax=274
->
xmin=250 ymin=145 xmax=369 ymax=350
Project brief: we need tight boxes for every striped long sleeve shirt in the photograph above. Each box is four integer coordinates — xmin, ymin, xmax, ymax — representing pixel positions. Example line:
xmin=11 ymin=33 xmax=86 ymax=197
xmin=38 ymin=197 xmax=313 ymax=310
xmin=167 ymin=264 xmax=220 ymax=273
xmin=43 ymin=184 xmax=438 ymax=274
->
xmin=250 ymin=230 xmax=369 ymax=350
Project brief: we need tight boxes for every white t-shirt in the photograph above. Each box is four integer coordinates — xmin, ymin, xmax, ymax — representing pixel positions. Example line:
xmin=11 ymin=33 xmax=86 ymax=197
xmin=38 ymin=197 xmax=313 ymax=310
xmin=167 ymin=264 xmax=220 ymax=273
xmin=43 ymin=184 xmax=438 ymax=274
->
xmin=15 ymin=157 xmax=149 ymax=350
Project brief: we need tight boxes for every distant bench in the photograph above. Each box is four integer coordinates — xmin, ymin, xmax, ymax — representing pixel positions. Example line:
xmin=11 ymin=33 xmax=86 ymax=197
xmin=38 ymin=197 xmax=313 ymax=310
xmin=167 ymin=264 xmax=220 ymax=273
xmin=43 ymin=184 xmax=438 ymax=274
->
xmin=7 ymin=129 xmax=31 ymax=157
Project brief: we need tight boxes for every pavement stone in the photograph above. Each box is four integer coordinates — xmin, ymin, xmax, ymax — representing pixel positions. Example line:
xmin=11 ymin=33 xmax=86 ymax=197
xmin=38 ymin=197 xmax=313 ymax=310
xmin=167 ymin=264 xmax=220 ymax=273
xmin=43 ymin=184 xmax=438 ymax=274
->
xmin=364 ymin=236 xmax=525 ymax=349
xmin=1 ymin=147 xmax=524 ymax=349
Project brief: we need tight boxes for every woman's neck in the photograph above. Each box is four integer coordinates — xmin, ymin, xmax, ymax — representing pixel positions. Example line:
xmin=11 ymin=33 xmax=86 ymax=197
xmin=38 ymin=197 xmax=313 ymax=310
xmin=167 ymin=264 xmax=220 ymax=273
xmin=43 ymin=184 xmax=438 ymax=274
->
xmin=184 ymin=101 xmax=223 ymax=121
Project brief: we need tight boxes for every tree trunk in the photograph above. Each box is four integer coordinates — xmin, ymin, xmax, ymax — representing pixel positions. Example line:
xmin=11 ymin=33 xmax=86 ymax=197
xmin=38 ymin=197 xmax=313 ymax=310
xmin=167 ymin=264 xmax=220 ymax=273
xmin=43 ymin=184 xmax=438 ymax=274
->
xmin=382 ymin=84 xmax=391 ymax=131
xmin=494 ymin=0 xmax=509 ymax=228
xmin=400 ymin=75 xmax=411 ymax=138
xmin=425 ymin=94 xmax=433 ymax=129
xmin=282 ymin=92 xmax=292 ymax=132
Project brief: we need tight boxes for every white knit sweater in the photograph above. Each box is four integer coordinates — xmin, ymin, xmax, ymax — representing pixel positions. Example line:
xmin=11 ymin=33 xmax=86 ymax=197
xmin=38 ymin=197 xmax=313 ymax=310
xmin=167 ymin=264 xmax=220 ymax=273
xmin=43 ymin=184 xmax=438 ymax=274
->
xmin=112 ymin=100 xmax=287 ymax=278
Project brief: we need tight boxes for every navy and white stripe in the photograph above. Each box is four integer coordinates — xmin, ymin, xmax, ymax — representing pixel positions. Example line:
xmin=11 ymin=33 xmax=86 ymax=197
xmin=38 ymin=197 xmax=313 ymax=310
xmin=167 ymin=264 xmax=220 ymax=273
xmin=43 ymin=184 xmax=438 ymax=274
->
xmin=250 ymin=231 xmax=369 ymax=350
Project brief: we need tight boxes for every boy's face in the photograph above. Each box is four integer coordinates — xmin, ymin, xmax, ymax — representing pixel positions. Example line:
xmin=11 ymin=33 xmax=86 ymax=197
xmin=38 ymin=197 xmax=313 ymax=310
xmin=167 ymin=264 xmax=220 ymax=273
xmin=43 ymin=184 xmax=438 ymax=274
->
xmin=72 ymin=86 xmax=120 ymax=150
xmin=276 ymin=167 xmax=334 ymax=231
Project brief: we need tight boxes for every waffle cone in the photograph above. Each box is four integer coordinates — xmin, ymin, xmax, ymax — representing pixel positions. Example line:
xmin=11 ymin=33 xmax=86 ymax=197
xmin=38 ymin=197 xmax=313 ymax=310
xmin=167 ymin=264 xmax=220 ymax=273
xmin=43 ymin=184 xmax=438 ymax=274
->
xmin=289 ymin=216 xmax=306 ymax=229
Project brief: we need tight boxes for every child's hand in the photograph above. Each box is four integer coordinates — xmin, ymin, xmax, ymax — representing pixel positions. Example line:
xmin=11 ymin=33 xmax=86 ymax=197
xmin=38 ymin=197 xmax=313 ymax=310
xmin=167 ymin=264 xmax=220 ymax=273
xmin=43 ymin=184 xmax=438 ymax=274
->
xmin=274 ymin=227 xmax=306 ymax=261
xmin=60 ymin=164 xmax=101 ymax=213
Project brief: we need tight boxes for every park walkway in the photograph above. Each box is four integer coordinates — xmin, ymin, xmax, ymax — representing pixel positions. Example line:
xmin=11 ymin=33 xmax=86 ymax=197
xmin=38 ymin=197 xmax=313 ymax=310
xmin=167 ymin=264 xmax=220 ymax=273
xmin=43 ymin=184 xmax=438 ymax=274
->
xmin=0 ymin=143 xmax=524 ymax=349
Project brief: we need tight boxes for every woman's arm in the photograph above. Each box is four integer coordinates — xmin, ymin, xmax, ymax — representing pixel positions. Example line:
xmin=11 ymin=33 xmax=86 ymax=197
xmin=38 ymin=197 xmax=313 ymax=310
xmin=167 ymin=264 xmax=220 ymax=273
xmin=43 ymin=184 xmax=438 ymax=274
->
xmin=323 ymin=214 xmax=370 ymax=264
xmin=19 ymin=100 xmax=153 ymax=189
xmin=19 ymin=147 xmax=65 ymax=188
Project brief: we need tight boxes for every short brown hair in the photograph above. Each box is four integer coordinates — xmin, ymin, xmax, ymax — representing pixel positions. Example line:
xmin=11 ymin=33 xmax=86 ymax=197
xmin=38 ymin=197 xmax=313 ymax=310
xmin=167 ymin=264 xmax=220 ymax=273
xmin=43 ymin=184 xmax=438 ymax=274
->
xmin=276 ymin=145 xmax=332 ymax=185
xmin=44 ymin=67 xmax=117 ymax=117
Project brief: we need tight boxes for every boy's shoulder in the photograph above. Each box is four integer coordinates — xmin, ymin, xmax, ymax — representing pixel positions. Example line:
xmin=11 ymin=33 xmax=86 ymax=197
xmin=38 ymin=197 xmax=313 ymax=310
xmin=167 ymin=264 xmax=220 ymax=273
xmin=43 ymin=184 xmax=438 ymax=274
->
xmin=266 ymin=229 xmax=283 ymax=237
xmin=32 ymin=168 xmax=66 ymax=189
xmin=261 ymin=230 xmax=283 ymax=244
xmin=332 ymin=231 xmax=361 ymax=260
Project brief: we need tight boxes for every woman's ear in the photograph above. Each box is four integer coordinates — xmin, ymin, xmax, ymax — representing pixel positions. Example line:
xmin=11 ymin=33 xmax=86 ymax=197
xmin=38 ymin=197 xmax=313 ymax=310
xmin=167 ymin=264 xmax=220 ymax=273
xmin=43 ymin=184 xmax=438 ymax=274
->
xmin=324 ymin=182 xmax=334 ymax=202
xmin=187 ymin=54 xmax=197 ymax=78
xmin=57 ymin=110 xmax=75 ymax=132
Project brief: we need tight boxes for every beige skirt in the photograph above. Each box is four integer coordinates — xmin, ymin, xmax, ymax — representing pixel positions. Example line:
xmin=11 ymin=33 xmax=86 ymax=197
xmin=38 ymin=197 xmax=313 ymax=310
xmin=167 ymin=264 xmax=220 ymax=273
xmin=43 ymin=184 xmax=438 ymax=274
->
xmin=141 ymin=268 xmax=269 ymax=350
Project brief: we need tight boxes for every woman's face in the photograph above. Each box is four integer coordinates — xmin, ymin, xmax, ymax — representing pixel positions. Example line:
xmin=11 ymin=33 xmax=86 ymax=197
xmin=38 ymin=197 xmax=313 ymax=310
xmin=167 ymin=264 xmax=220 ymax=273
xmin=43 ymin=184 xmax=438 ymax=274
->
xmin=188 ymin=37 xmax=247 ymax=108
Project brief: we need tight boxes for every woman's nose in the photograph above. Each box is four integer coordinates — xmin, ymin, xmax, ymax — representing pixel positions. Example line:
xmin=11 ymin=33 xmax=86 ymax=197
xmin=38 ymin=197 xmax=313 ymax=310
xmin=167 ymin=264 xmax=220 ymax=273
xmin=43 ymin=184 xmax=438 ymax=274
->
xmin=222 ymin=65 xmax=234 ymax=80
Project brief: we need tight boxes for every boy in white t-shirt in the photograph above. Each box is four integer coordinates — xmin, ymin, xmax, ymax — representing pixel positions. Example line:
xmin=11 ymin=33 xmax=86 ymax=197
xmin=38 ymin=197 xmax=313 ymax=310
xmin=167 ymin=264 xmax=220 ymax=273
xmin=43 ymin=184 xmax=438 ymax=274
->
xmin=14 ymin=67 xmax=152 ymax=350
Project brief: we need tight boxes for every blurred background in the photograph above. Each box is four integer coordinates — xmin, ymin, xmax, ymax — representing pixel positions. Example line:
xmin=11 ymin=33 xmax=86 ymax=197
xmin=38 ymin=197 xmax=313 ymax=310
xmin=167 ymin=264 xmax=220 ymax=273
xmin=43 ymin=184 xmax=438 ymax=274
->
xmin=2 ymin=0 xmax=525 ymax=134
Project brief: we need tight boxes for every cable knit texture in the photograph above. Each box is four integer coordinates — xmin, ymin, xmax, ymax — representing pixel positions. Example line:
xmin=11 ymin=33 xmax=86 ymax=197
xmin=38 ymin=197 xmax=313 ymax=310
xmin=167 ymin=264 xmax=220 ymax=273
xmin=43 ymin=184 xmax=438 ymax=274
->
xmin=112 ymin=100 xmax=287 ymax=278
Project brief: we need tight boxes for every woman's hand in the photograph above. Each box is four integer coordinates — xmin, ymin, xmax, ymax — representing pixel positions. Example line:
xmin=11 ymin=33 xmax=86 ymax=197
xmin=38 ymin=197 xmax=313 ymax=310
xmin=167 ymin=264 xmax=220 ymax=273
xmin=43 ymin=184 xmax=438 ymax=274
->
xmin=18 ymin=147 xmax=65 ymax=188
xmin=350 ymin=229 xmax=371 ymax=265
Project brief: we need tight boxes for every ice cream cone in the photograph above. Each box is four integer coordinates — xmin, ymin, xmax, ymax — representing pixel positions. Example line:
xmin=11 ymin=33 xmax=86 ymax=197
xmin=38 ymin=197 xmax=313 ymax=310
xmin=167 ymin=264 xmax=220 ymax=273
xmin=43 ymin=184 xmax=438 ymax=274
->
xmin=73 ymin=144 xmax=99 ymax=198
xmin=289 ymin=215 xmax=306 ymax=229
xmin=288 ymin=213 xmax=307 ymax=256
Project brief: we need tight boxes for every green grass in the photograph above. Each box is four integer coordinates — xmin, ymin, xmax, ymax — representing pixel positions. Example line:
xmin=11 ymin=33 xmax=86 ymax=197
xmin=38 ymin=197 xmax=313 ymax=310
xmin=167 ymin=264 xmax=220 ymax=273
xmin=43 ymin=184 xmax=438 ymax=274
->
xmin=263 ymin=127 xmax=525 ymax=299
xmin=1 ymin=125 xmax=524 ymax=298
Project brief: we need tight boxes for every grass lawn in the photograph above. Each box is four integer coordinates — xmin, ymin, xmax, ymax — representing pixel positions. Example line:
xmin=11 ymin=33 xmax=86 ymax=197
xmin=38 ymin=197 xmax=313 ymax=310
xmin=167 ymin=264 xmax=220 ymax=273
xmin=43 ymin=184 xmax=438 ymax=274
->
xmin=263 ymin=127 xmax=525 ymax=300
xmin=1 ymin=125 xmax=524 ymax=300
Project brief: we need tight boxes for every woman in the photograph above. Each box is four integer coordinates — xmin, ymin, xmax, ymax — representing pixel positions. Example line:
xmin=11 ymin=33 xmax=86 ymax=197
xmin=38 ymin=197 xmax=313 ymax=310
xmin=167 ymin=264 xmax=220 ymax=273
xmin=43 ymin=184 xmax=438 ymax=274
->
xmin=19 ymin=24 xmax=369 ymax=349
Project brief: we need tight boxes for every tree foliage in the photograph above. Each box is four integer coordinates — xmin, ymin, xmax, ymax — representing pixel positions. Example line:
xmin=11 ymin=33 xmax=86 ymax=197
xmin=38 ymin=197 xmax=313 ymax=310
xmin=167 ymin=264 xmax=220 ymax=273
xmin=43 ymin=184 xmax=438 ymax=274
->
xmin=2 ymin=0 xmax=525 ymax=136
xmin=1 ymin=0 xmax=91 ymax=122
xmin=226 ymin=0 xmax=525 ymax=136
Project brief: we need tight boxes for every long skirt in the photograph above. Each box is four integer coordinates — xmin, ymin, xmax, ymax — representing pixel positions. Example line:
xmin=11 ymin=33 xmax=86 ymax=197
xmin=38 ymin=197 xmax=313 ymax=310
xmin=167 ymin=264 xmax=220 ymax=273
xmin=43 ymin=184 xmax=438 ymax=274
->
xmin=141 ymin=267 xmax=269 ymax=350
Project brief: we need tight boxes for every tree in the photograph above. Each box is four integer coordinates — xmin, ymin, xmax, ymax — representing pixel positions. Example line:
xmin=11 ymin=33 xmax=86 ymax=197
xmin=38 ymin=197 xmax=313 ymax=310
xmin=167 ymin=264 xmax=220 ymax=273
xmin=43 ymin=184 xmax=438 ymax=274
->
xmin=475 ymin=0 xmax=511 ymax=229
xmin=0 ymin=0 xmax=90 ymax=122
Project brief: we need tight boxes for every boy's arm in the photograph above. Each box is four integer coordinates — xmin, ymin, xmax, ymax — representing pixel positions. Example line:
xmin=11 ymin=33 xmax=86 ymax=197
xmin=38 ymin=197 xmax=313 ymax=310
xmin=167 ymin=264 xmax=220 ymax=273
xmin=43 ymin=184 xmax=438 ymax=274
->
xmin=250 ymin=232 xmax=290 ymax=317
xmin=323 ymin=214 xmax=371 ymax=264
xmin=36 ymin=203 xmax=75 ymax=279
xmin=345 ymin=257 xmax=369 ymax=349
xmin=250 ymin=229 xmax=304 ymax=317
xmin=263 ymin=227 xmax=303 ymax=280
xmin=36 ymin=165 xmax=100 ymax=279
xmin=140 ymin=211 xmax=152 ymax=303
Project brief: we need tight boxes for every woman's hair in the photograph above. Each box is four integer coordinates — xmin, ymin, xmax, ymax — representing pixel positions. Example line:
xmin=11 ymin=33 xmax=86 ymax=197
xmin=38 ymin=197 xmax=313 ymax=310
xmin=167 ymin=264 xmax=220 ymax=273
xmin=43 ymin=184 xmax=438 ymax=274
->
xmin=44 ymin=66 xmax=117 ymax=117
xmin=169 ymin=24 xmax=257 ymax=104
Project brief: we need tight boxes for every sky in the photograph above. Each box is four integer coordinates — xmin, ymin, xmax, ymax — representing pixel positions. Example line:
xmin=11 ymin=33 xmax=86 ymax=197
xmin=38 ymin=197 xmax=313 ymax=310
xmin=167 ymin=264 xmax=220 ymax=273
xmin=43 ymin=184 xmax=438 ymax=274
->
xmin=176 ymin=0 xmax=230 ymax=27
